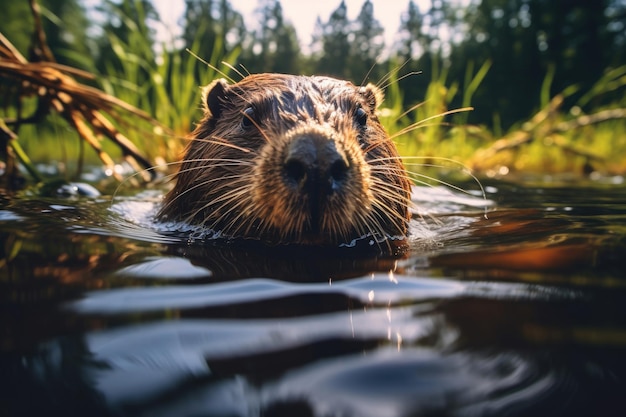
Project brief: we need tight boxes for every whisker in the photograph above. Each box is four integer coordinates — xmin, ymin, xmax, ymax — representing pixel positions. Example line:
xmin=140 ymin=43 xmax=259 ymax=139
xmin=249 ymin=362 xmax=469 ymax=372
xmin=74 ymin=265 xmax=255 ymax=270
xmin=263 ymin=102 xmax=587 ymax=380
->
xmin=185 ymin=49 xmax=237 ymax=84
xmin=360 ymin=60 xmax=379 ymax=87
xmin=372 ymin=155 xmax=484 ymax=191
xmin=219 ymin=208 xmax=256 ymax=238
xmin=182 ymin=136 xmax=255 ymax=154
xmin=389 ymin=107 xmax=474 ymax=139
xmin=197 ymin=189 xmax=253 ymax=232
xmin=364 ymin=201 xmax=407 ymax=244
xmin=239 ymin=108 xmax=272 ymax=143
xmin=112 ymin=165 xmax=168 ymax=202
xmin=158 ymin=163 xmax=254 ymax=204
xmin=350 ymin=210 xmax=381 ymax=244
xmin=376 ymin=164 xmax=481 ymax=198
xmin=161 ymin=174 xmax=250 ymax=215
xmin=112 ymin=156 xmax=236 ymax=202
xmin=367 ymin=178 xmax=413 ymax=212
xmin=363 ymin=137 xmax=396 ymax=154
xmin=402 ymin=158 xmax=487 ymax=205
xmin=221 ymin=61 xmax=247 ymax=81
xmin=369 ymin=177 xmax=413 ymax=201
xmin=123 ymin=158 xmax=254 ymax=186
xmin=390 ymin=121 xmax=463 ymax=140
xmin=395 ymin=101 xmax=427 ymax=122
xmin=369 ymin=189 xmax=416 ymax=220
xmin=174 ymin=158 xmax=255 ymax=170
xmin=201 ymin=182 xmax=251 ymax=209
xmin=376 ymin=59 xmax=420 ymax=91
xmin=187 ymin=187 xmax=250 ymax=228
xmin=236 ymin=63 xmax=252 ymax=78
xmin=392 ymin=70 xmax=423 ymax=86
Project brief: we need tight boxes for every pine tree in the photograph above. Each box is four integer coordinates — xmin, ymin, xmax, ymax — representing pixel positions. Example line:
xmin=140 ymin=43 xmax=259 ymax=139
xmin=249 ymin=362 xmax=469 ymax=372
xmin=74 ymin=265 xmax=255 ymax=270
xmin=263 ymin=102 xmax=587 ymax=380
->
xmin=398 ymin=0 xmax=428 ymax=61
xmin=181 ymin=0 xmax=245 ymax=62
xmin=312 ymin=1 xmax=351 ymax=78
xmin=349 ymin=0 xmax=385 ymax=82
xmin=240 ymin=0 xmax=300 ymax=74
xmin=2 ymin=0 xmax=94 ymax=70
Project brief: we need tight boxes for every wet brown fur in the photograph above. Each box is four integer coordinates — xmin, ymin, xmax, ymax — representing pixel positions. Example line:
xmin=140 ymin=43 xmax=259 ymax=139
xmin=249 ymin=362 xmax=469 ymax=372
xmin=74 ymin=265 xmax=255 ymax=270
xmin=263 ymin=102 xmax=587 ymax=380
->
xmin=157 ymin=74 xmax=412 ymax=246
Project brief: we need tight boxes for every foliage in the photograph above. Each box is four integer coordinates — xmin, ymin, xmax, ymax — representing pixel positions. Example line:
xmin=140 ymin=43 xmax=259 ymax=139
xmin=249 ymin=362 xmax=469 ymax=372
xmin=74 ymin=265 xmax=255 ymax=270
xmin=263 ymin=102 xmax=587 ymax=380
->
xmin=239 ymin=0 xmax=301 ymax=74
xmin=451 ymin=0 xmax=626 ymax=128
xmin=181 ymin=0 xmax=245 ymax=70
xmin=93 ymin=0 xmax=240 ymax=162
xmin=311 ymin=1 xmax=351 ymax=78
xmin=0 ymin=30 xmax=161 ymax=184
xmin=349 ymin=0 xmax=385 ymax=83
xmin=0 ymin=0 xmax=94 ymax=71
xmin=94 ymin=0 xmax=159 ymax=78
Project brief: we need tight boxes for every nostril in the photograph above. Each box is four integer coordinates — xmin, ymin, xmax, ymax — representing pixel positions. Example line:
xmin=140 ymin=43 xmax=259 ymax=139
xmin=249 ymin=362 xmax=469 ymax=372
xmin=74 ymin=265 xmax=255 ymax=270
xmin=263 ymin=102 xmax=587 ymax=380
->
xmin=329 ymin=158 xmax=349 ymax=183
xmin=283 ymin=157 xmax=308 ymax=185
xmin=282 ymin=133 xmax=350 ymax=195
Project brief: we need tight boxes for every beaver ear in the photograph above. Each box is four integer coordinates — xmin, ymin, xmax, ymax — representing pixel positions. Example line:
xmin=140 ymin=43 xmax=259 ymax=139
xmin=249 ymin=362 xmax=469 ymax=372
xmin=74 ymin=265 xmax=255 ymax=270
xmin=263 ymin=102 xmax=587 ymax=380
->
xmin=359 ymin=83 xmax=384 ymax=111
xmin=202 ymin=78 xmax=230 ymax=118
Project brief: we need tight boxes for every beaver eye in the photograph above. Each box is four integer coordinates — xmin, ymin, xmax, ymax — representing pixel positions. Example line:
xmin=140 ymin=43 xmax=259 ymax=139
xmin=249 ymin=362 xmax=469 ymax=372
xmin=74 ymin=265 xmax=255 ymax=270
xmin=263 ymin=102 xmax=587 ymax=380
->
xmin=241 ymin=107 xmax=256 ymax=129
xmin=355 ymin=107 xmax=368 ymax=128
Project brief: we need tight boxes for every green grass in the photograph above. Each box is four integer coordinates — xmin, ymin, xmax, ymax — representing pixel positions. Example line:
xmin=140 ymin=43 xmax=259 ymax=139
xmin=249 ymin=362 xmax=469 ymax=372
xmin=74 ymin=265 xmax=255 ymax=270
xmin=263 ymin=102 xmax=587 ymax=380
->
xmin=95 ymin=18 xmax=240 ymax=163
xmin=380 ymin=60 xmax=626 ymax=178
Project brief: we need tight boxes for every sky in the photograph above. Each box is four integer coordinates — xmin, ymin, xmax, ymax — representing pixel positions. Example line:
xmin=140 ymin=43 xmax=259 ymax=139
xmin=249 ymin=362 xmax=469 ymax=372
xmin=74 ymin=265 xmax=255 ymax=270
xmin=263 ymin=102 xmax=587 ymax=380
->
xmin=151 ymin=0 xmax=428 ymax=50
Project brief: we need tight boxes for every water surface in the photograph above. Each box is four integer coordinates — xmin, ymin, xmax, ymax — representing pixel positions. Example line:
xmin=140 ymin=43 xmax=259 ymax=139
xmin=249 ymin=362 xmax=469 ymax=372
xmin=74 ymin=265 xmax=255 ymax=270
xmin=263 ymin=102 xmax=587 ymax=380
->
xmin=1 ymin=176 xmax=625 ymax=417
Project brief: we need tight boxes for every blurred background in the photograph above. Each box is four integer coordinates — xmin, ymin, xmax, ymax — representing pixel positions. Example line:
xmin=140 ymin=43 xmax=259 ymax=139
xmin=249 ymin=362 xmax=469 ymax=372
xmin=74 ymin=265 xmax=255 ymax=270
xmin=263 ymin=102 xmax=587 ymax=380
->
xmin=2 ymin=0 xmax=626 ymax=177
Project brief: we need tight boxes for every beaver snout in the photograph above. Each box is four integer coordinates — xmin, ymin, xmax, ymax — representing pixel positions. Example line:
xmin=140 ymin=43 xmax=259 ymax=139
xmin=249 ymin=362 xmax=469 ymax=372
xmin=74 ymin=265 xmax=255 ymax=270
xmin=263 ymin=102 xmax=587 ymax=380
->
xmin=283 ymin=133 xmax=350 ymax=198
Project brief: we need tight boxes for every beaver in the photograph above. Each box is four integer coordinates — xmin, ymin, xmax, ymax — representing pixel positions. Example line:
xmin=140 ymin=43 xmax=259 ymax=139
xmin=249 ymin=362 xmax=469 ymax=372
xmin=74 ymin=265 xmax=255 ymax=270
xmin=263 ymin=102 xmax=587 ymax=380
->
xmin=157 ymin=74 xmax=412 ymax=248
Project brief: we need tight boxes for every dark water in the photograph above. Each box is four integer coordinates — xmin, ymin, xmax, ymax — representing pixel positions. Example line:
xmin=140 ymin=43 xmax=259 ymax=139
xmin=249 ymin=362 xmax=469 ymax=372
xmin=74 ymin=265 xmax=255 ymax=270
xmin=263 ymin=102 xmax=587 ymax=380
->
xmin=1 ymin=176 xmax=626 ymax=417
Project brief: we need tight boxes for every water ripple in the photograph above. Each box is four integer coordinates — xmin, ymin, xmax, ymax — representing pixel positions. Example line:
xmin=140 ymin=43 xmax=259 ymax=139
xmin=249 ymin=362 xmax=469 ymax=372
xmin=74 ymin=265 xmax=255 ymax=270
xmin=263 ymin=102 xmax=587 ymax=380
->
xmin=68 ymin=274 xmax=466 ymax=314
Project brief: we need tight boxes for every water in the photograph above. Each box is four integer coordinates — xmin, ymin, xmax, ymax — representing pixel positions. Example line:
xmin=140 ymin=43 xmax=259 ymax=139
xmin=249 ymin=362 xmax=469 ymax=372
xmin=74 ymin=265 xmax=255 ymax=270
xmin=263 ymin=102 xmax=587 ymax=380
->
xmin=1 ymin=176 xmax=626 ymax=417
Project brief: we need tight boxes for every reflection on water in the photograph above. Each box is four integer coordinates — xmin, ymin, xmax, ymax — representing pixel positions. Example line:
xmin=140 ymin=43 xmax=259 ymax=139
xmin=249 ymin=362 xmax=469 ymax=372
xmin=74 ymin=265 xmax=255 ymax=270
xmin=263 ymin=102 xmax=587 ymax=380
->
xmin=1 ymin=179 xmax=626 ymax=416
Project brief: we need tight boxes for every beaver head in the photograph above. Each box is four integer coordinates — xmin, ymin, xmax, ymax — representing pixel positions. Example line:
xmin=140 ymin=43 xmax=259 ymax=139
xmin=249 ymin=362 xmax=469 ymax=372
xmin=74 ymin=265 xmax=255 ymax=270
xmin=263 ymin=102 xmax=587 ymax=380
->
xmin=158 ymin=74 xmax=412 ymax=248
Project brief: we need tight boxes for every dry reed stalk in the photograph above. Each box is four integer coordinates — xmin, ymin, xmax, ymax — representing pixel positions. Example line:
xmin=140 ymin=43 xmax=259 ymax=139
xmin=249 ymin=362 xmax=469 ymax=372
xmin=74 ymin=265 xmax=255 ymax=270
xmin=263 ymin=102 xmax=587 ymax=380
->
xmin=0 ymin=0 xmax=170 ymax=186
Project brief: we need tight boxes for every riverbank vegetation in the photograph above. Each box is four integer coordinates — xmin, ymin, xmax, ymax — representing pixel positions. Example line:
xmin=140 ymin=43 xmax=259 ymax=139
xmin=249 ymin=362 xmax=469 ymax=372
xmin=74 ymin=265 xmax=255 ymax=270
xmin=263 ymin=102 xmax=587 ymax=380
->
xmin=1 ymin=0 xmax=625 ymax=186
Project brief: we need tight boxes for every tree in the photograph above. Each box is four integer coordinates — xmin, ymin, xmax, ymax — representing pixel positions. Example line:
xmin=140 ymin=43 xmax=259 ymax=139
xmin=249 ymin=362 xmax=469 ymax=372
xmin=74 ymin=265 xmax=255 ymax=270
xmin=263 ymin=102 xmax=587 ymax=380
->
xmin=450 ymin=0 xmax=542 ymax=127
xmin=349 ymin=0 xmax=385 ymax=83
xmin=1 ymin=0 xmax=93 ymax=70
xmin=242 ymin=0 xmax=300 ymax=74
xmin=452 ymin=0 xmax=626 ymax=128
xmin=528 ymin=0 xmax=624 ymax=96
xmin=181 ymin=0 xmax=245 ymax=63
xmin=397 ymin=1 xmax=428 ymax=61
xmin=312 ymin=1 xmax=351 ymax=78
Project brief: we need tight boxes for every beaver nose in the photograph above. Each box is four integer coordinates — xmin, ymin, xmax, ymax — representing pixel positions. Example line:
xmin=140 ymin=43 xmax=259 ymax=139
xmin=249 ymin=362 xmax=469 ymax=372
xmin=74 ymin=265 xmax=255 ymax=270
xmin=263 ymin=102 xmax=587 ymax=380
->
xmin=283 ymin=134 xmax=350 ymax=196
